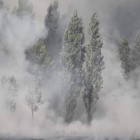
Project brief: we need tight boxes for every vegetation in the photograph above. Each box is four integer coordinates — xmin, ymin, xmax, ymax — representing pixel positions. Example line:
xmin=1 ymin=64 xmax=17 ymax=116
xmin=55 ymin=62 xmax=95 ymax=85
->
xmin=82 ymin=13 xmax=104 ymax=124
xmin=61 ymin=11 xmax=85 ymax=123
xmin=44 ymin=1 xmax=62 ymax=60
xmin=1 ymin=0 xmax=140 ymax=126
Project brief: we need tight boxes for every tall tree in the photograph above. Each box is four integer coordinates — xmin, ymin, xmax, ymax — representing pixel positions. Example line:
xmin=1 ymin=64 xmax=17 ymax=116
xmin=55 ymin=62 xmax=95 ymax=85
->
xmin=25 ymin=40 xmax=50 ymax=120
xmin=61 ymin=11 xmax=85 ymax=123
xmin=13 ymin=0 xmax=34 ymax=18
xmin=117 ymin=37 xmax=133 ymax=80
xmin=82 ymin=13 xmax=104 ymax=124
xmin=26 ymin=39 xmax=48 ymax=67
xmin=44 ymin=1 xmax=62 ymax=59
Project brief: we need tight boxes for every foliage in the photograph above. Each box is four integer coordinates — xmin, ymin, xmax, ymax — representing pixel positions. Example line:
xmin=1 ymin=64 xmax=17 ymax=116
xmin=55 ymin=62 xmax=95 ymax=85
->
xmin=118 ymin=37 xmax=133 ymax=79
xmin=82 ymin=13 xmax=104 ymax=124
xmin=26 ymin=39 xmax=52 ymax=81
xmin=44 ymin=1 xmax=62 ymax=60
xmin=26 ymin=39 xmax=49 ymax=66
xmin=61 ymin=11 xmax=85 ymax=123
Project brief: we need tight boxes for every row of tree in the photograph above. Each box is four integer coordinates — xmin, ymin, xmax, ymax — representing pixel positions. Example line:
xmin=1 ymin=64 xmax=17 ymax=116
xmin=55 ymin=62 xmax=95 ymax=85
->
xmin=26 ymin=9 xmax=104 ymax=124
xmin=61 ymin=12 xmax=104 ymax=124
xmin=1 ymin=0 xmax=140 ymax=125
xmin=0 ymin=0 xmax=105 ymax=125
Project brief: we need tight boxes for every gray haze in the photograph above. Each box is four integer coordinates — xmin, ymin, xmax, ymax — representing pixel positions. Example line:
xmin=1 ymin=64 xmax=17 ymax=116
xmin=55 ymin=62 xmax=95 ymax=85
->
xmin=1 ymin=0 xmax=140 ymax=139
xmin=5 ymin=0 xmax=140 ymax=39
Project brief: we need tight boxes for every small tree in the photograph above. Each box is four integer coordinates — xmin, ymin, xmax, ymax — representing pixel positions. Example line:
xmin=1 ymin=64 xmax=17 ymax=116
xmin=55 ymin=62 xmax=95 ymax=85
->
xmin=82 ymin=13 xmax=104 ymax=124
xmin=117 ymin=37 xmax=133 ymax=80
xmin=25 ymin=85 xmax=45 ymax=119
xmin=61 ymin=11 xmax=85 ymax=123
xmin=25 ymin=40 xmax=50 ymax=119
xmin=1 ymin=76 xmax=18 ymax=112
xmin=61 ymin=71 xmax=80 ymax=123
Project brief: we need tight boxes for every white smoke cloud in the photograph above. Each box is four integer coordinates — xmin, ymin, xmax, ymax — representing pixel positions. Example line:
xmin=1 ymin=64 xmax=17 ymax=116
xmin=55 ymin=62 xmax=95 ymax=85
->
xmin=1 ymin=0 xmax=140 ymax=139
xmin=0 ymin=5 xmax=49 ymax=138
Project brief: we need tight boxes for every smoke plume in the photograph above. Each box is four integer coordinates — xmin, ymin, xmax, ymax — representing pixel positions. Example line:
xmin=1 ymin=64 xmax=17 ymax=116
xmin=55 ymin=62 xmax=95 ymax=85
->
xmin=1 ymin=0 xmax=140 ymax=139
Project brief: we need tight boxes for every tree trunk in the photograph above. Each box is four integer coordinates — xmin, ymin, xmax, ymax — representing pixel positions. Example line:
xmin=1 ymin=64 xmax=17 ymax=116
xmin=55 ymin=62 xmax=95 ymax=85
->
xmin=87 ymin=111 xmax=92 ymax=125
xmin=87 ymin=91 xmax=92 ymax=125
xmin=32 ymin=108 xmax=34 ymax=120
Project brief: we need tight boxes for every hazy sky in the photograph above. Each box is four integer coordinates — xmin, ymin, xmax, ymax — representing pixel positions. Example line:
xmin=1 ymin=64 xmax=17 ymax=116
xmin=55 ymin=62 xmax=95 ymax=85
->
xmin=4 ymin=0 xmax=71 ymax=21
xmin=4 ymin=0 xmax=50 ymax=21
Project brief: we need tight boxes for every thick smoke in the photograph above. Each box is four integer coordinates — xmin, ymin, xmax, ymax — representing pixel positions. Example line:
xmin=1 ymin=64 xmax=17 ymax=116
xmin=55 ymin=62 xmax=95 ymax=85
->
xmin=1 ymin=0 xmax=140 ymax=139
xmin=0 ymin=2 xmax=48 ymax=138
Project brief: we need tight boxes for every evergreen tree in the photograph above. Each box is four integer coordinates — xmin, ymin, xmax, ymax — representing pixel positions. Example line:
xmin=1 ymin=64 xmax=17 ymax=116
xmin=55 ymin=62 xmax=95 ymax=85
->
xmin=61 ymin=11 xmax=85 ymax=123
xmin=44 ymin=1 xmax=62 ymax=59
xmin=117 ymin=37 xmax=133 ymax=80
xmin=26 ymin=39 xmax=48 ymax=66
xmin=82 ymin=13 xmax=104 ymax=124
xmin=13 ymin=0 xmax=34 ymax=18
